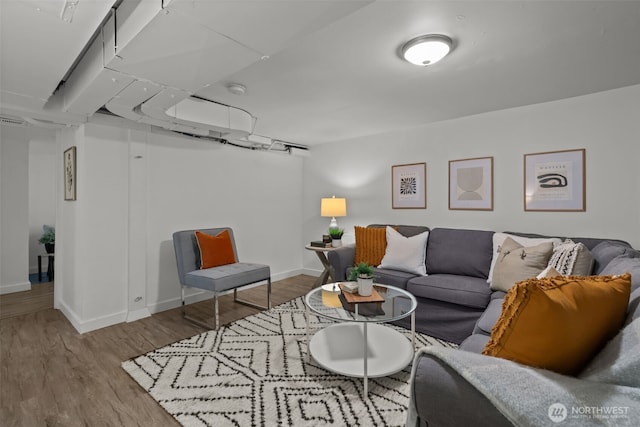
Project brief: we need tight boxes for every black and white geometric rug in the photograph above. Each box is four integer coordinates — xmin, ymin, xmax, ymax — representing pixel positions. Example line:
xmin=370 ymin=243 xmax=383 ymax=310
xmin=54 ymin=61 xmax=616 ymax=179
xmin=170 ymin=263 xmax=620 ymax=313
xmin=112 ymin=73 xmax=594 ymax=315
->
xmin=122 ymin=297 xmax=456 ymax=427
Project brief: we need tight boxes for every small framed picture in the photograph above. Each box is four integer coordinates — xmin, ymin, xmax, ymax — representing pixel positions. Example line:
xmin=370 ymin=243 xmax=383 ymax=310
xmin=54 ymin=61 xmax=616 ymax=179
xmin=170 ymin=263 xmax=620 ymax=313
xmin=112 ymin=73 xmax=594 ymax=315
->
xmin=392 ymin=162 xmax=426 ymax=209
xmin=524 ymin=148 xmax=585 ymax=211
xmin=64 ymin=146 xmax=77 ymax=201
xmin=449 ymin=157 xmax=494 ymax=210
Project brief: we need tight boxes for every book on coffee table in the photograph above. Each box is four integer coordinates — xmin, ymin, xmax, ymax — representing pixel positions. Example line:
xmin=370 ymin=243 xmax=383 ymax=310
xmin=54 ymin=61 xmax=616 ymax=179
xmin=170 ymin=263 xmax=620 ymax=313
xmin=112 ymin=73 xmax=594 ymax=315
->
xmin=338 ymin=284 xmax=385 ymax=316
xmin=339 ymin=284 xmax=385 ymax=303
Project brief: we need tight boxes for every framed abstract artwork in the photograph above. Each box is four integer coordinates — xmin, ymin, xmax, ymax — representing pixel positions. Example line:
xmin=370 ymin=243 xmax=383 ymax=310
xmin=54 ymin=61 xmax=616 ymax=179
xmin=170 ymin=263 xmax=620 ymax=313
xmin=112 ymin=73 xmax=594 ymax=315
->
xmin=449 ymin=157 xmax=493 ymax=210
xmin=524 ymin=148 xmax=585 ymax=211
xmin=64 ymin=146 xmax=77 ymax=201
xmin=392 ymin=162 xmax=426 ymax=209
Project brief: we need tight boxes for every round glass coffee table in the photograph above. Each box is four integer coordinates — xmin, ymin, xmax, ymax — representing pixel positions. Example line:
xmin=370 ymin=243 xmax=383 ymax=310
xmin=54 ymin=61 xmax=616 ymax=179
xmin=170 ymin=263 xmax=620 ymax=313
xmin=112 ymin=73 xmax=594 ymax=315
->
xmin=304 ymin=282 xmax=417 ymax=397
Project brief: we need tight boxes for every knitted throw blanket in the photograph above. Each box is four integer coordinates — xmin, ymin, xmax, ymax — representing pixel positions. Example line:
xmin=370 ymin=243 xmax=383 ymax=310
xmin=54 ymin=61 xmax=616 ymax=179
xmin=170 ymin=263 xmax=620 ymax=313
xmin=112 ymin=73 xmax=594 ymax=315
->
xmin=406 ymin=319 xmax=640 ymax=427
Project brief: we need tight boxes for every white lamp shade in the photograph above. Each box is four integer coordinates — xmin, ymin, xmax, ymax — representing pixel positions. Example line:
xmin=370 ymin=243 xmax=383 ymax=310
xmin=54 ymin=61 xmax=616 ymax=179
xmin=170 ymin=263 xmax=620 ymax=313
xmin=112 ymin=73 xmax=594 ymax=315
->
xmin=321 ymin=196 xmax=347 ymax=217
xmin=402 ymin=34 xmax=452 ymax=66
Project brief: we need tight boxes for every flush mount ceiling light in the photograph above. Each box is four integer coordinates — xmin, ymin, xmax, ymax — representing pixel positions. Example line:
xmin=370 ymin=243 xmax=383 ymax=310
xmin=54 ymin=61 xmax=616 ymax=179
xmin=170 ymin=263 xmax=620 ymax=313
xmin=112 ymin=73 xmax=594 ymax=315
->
xmin=226 ymin=83 xmax=247 ymax=95
xmin=401 ymin=34 xmax=453 ymax=66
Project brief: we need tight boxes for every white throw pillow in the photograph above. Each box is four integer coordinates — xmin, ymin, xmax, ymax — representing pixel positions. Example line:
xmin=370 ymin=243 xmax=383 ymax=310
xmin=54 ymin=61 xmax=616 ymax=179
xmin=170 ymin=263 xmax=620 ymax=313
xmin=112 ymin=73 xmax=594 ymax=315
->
xmin=378 ymin=226 xmax=429 ymax=275
xmin=548 ymin=239 xmax=594 ymax=276
xmin=487 ymin=232 xmax=562 ymax=284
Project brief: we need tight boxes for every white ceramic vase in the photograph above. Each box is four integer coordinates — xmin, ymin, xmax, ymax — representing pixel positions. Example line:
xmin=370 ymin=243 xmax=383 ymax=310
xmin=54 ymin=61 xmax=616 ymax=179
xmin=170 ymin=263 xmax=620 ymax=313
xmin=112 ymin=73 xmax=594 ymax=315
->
xmin=357 ymin=276 xmax=373 ymax=296
xmin=331 ymin=239 xmax=342 ymax=248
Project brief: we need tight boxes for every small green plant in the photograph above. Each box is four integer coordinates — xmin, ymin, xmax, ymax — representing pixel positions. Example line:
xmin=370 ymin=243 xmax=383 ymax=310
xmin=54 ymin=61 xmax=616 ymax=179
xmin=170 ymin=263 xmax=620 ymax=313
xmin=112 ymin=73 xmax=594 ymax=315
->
xmin=38 ymin=225 xmax=55 ymax=244
xmin=348 ymin=262 xmax=374 ymax=281
xmin=329 ymin=228 xmax=344 ymax=239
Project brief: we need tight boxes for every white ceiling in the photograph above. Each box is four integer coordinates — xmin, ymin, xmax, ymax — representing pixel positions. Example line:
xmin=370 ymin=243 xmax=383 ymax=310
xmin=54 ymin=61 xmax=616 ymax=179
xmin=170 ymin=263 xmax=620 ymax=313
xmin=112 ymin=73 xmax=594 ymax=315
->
xmin=2 ymin=0 xmax=640 ymax=146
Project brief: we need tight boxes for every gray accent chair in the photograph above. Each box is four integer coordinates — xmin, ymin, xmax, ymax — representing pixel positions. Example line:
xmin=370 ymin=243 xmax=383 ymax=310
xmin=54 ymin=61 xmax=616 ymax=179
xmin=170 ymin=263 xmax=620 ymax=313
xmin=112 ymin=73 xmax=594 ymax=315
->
xmin=172 ymin=227 xmax=271 ymax=330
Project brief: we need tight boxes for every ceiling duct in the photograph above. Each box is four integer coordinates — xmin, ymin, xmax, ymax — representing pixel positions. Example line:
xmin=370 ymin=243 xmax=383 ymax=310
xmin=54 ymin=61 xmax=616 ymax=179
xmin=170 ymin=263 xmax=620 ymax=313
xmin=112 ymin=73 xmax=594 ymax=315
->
xmin=62 ymin=2 xmax=254 ymax=139
xmin=23 ymin=117 xmax=72 ymax=129
xmin=0 ymin=115 xmax=28 ymax=127
xmin=59 ymin=0 xmax=360 ymax=147
xmin=0 ymin=114 xmax=74 ymax=129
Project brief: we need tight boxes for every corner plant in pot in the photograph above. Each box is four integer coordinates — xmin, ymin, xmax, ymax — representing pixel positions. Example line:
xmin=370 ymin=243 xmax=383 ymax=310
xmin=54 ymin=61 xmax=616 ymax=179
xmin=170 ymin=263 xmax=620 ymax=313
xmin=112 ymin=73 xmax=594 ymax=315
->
xmin=328 ymin=228 xmax=344 ymax=247
xmin=39 ymin=225 xmax=55 ymax=254
xmin=348 ymin=261 xmax=375 ymax=296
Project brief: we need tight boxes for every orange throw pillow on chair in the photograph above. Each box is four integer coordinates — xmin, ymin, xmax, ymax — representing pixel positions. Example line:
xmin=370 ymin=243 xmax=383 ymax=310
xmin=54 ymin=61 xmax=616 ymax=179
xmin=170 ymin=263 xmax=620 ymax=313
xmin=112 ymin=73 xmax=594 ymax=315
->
xmin=195 ymin=230 xmax=237 ymax=269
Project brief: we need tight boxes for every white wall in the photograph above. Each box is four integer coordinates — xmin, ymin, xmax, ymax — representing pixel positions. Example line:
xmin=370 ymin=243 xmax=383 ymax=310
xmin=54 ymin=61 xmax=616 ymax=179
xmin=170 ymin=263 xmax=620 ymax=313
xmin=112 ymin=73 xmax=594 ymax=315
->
xmin=56 ymin=126 xmax=83 ymax=320
xmin=56 ymin=117 xmax=305 ymax=332
xmin=0 ymin=125 xmax=30 ymax=294
xmin=144 ymin=127 xmax=305 ymax=313
xmin=6 ymin=85 xmax=639 ymax=331
xmin=28 ymin=129 xmax=57 ymax=274
xmin=302 ymin=85 xmax=640 ymax=270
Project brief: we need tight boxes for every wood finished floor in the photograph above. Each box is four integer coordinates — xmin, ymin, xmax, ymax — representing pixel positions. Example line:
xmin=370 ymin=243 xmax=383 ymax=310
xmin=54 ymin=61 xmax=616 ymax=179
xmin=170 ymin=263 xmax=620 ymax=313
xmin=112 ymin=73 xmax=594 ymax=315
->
xmin=0 ymin=281 xmax=54 ymax=320
xmin=0 ymin=275 xmax=316 ymax=427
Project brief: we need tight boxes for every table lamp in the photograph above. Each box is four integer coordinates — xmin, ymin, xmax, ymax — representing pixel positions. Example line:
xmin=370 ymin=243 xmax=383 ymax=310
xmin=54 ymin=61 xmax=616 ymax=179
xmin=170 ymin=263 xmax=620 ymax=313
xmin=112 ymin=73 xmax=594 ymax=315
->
xmin=321 ymin=195 xmax=347 ymax=230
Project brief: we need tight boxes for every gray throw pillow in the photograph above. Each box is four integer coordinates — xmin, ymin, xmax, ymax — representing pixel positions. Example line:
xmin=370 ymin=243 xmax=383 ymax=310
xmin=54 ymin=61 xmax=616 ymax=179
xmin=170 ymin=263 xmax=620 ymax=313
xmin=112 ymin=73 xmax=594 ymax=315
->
xmin=601 ymin=254 xmax=640 ymax=294
xmin=490 ymin=237 xmax=554 ymax=292
xmin=590 ymin=241 xmax=634 ymax=274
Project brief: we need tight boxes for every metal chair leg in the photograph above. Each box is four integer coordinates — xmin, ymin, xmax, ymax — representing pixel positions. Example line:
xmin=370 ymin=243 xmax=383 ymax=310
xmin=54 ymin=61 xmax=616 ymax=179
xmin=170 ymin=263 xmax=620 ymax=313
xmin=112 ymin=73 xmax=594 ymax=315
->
xmin=214 ymin=294 xmax=219 ymax=330
xmin=183 ymin=278 xmax=271 ymax=330
xmin=182 ymin=285 xmax=221 ymax=330
xmin=233 ymin=278 xmax=272 ymax=310
xmin=181 ymin=285 xmax=186 ymax=316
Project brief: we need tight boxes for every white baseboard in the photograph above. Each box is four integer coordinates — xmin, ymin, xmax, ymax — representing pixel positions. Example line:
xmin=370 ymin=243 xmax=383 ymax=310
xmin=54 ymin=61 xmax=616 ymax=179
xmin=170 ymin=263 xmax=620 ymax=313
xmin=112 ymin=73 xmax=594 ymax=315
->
xmin=126 ymin=307 xmax=152 ymax=322
xmin=58 ymin=300 xmax=127 ymax=334
xmin=56 ymin=269 xmax=314 ymax=332
xmin=147 ymin=290 xmax=211 ymax=314
xmin=301 ymin=268 xmax=321 ymax=277
xmin=0 ymin=281 xmax=31 ymax=295
xmin=148 ymin=269 xmax=309 ymax=315
xmin=57 ymin=301 xmax=83 ymax=332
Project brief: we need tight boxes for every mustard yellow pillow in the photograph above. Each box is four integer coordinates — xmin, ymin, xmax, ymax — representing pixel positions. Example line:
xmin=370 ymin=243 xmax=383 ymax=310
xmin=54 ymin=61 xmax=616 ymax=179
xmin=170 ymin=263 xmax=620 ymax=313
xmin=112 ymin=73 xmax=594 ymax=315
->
xmin=354 ymin=226 xmax=387 ymax=266
xmin=483 ymin=274 xmax=631 ymax=375
xmin=195 ymin=230 xmax=237 ymax=269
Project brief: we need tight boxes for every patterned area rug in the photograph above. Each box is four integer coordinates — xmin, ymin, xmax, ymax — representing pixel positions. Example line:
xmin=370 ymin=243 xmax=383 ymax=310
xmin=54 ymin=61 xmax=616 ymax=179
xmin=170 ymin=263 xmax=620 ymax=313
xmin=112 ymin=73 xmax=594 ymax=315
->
xmin=122 ymin=297 xmax=456 ymax=427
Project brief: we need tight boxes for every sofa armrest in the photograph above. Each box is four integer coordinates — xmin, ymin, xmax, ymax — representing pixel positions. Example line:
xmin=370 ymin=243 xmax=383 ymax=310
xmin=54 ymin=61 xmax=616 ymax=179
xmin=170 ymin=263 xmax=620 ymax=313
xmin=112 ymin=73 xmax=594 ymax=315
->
xmin=409 ymin=345 xmax=640 ymax=427
xmin=327 ymin=244 xmax=355 ymax=281
xmin=410 ymin=353 xmax=512 ymax=427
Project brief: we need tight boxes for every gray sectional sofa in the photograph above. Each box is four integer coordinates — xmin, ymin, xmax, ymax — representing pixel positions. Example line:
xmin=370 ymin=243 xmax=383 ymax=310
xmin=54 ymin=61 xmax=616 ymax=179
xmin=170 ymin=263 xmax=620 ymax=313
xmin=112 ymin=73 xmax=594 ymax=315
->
xmin=330 ymin=226 xmax=496 ymax=343
xmin=410 ymin=240 xmax=640 ymax=426
xmin=328 ymin=225 xmax=640 ymax=426
xmin=328 ymin=225 xmax=634 ymax=343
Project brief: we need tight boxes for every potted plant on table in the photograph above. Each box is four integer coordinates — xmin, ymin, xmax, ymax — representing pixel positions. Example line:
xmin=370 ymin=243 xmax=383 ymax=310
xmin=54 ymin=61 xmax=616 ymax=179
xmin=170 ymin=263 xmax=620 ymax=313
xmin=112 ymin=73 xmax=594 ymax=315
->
xmin=38 ymin=225 xmax=55 ymax=254
xmin=329 ymin=228 xmax=344 ymax=248
xmin=348 ymin=261 xmax=375 ymax=296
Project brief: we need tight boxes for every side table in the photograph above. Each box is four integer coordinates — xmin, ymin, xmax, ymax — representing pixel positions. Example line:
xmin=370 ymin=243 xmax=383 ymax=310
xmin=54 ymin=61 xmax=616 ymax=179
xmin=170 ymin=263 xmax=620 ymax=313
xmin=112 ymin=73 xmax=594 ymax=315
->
xmin=38 ymin=253 xmax=55 ymax=282
xmin=305 ymin=245 xmax=337 ymax=287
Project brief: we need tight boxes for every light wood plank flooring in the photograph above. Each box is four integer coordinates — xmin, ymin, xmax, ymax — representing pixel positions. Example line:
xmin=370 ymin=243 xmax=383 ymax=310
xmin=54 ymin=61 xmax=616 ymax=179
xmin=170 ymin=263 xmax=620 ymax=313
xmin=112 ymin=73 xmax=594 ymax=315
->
xmin=0 ymin=275 xmax=316 ymax=427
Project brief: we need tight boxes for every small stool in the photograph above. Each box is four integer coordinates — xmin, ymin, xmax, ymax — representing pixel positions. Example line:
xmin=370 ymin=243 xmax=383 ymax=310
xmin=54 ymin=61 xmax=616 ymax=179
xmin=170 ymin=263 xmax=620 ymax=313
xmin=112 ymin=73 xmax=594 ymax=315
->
xmin=38 ymin=254 xmax=55 ymax=282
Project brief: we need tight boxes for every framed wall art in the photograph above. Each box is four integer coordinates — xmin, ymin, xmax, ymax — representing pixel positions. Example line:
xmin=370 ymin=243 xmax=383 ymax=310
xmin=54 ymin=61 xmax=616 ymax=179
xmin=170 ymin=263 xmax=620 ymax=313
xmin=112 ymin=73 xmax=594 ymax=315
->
xmin=64 ymin=146 xmax=77 ymax=201
xmin=392 ymin=162 xmax=426 ymax=209
xmin=524 ymin=148 xmax=585 ymax=211
xmin=449 ymin=156 xmax=493 ymax=210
